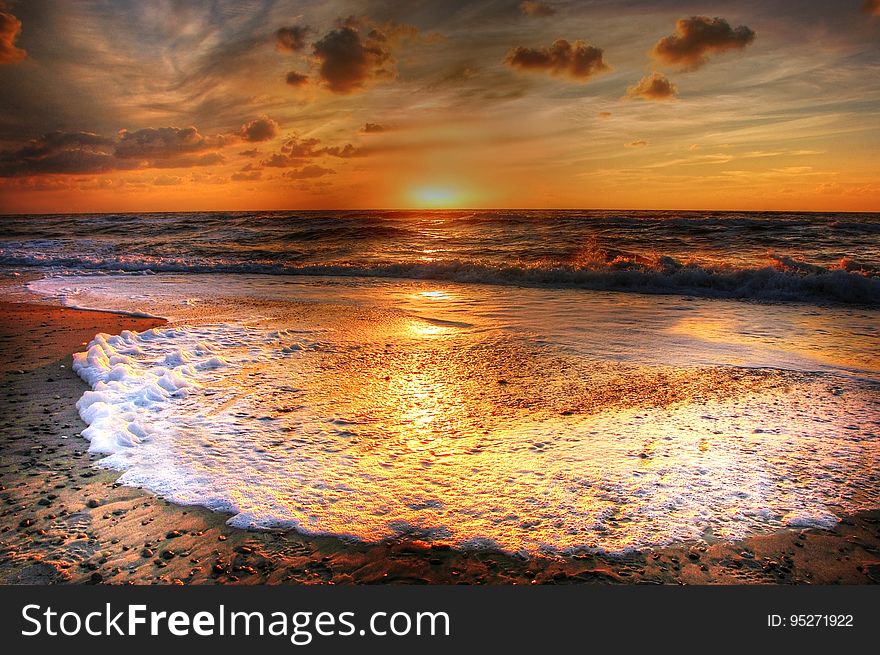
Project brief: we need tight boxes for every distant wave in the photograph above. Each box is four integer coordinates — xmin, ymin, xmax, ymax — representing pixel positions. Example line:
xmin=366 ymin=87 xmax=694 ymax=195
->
xmin=3 ymin=249 xmax=879 ymax=305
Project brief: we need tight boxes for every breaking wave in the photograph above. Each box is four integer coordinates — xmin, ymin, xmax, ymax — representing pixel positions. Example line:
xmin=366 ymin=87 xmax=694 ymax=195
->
xmin=2 ymin=249 xmax=878 ymax=305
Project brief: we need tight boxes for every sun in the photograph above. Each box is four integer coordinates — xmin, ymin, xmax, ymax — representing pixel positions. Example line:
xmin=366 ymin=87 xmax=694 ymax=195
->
xmin=408 ymin=185 xmax=468 ymax=208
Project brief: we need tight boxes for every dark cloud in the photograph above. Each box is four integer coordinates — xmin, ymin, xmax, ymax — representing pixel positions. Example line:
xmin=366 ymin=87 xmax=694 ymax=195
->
xmin=279 ymin=135 xmax=323 ymax=157
xmin=231 ymin=170 xmax=262 ymax=181
xmin=115 ymin=126 xmax=223 ymax=160
xmin=260 ymin=135 xmax=322 ymax=167
xmin=865 ymin=0 xmax=880 ymax=15
xmin=504 ymin=39 xmax=609 ymax=81
xmin=239 ymin=116 xmax=279 ymax=142
xmin=153 ymin=175 xmax=183 ymax=186
xmin=626 ymin=140 xmax=648 ymax=148
xmin=312 ymin=24 xmax=393 ymax=94
xmin=428 ymin=62 xmax=481 ymax=89
xmin=652 ymin=16 xmax=755 ymax=70
xmin=360 ymin=123 xmax=391 ymax=133
xmin=626 ymin=72 xmax=677 ymax=100
xmin=0 ymin=125 xmax=228 ymax=177
xmin=13 ymin=130 xmax=113 ymax=158
xmin=276 ymin=25 xmax=310 ymax=53
xmin=0 ymin=9 xmax=25 ymax=64
xmin=285 ymin=70 xmax=310 ymax=87
xmin=0 ymin=131 xmax=118 ymax=177
xmin=0 ymin=149 xmax=119 ymax=177
xmin=260 ymin=134 xmax=358 ymax=168
xmin=284 ymin=165 xmax=334 ymax=180
xmin=598 ymin=111 xmax=612 ymax=118
xmin=520 ymin=1 xmax=556 ymax=17
xmin=261 ymin=153 xmax=300 ymax=168
xmin=323 ymin=143 xmax=359 ymax=157
xmin=239 ymin=148 xmax=260 ymax=157
xmin=149 ymin=152 xmax=225 ymax=168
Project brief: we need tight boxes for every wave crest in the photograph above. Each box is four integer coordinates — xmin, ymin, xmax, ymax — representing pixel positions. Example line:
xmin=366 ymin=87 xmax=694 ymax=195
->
xmin=2 ymin=249 xmax=879 ymax=305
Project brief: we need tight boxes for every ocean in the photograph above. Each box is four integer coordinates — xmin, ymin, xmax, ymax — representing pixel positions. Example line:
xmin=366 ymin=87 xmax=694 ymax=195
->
xmin=2 ymin=209 xmax=879 ymax=554
xmin=2 ymin=209 xmax=879 ymax=303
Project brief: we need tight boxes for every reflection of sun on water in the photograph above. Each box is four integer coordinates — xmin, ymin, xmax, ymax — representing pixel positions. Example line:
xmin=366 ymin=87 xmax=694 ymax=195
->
xmin=408 ymin=321 xmax=449 ymax=337
xmin=154 ymin=285 xmax=880 ymax=551
xmin=417 ymin=290 xmax=451 ymax=300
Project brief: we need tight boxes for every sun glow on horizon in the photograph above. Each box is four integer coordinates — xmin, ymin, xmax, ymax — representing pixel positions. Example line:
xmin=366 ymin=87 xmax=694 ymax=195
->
xmin=408 ymin=185 xmax=470 ymax=209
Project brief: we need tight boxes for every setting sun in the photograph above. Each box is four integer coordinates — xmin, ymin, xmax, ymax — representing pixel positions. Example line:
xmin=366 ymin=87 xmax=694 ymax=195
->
xmin=409 ymin=186 xmax=468 ymax=209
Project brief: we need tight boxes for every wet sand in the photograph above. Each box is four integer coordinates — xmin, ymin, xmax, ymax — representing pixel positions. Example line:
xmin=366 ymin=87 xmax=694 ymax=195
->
xmin=1 ymin=299 xmax=879 ymax=585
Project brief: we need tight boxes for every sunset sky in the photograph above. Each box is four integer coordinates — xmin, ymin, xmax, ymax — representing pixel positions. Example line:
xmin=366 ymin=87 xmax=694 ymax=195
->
xmin=0 ymin=0 xmax=878 ymax=213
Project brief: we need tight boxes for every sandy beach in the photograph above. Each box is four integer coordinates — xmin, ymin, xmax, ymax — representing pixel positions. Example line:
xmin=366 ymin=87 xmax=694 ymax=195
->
xmin=1 ymin=296 xmax=878 ymax=585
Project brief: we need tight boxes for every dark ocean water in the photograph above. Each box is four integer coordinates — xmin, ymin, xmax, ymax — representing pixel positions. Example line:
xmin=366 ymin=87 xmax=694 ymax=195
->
xmin=2 ymin=209 xmax=879 ymax=304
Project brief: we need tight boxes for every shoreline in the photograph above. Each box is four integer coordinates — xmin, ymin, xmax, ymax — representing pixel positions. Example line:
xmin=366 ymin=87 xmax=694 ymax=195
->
xmin=1 ymin=298 xmax=878 ymax=584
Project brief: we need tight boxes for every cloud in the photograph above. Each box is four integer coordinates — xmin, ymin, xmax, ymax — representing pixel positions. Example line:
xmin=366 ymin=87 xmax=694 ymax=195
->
xmin=239 ymin=116 xmax=279 ymax=142
xmin=149 ymin=152 xmax=225 ymax=168
xmin=239 ymin=148 xmax=260 ymax=157
xmin=284 ymin=165 xmax=334 ymax=180
xmin=279 ymin=135 xmax=322 ymax=156
xmin=0 ymin=131 xmax=118 ymax=176
xmin=520 ymin=1 xmax=556 ymax=17
xmin=865 ymin=1 xmax=880 ymax=16
xmin=652 ymin=16 xmax=755 ymax=70
xmin=626 ymin=140 xmax=648 ymax=148
xmin=259 ymin=134 xmax=359 ymax=168
xmin=360 ymin=123 xmax=391 ymax=133
xmin=626 ymin=73 xmax=677 ymax=100
xmin=322 ymin=143 xmax=359 ymax=157
xmin=0 ymin=9 xmax=25 ymax=64
xmin=260 ymin=135 xmax=323 ymax=167
xmin=312 ymin=23 xmax=393 ymax=94
xmin=597 ymin=111 xmax=612 ymax=119
xmin=274 ymin=17 xmax=429 ymax=94
xmin=285 ymin=71 xmax=310 ymax=87
xmin=115 ymin=126 xmax=224 ymax=160
xmin=504 ymin=39 xmax=609 ymax=81
xmin=276 ymin=25 xmax=310 ymax=53
xmin=0 ymin=125 xmax=230 ymax=177
xmin=13 ymin=131 xmax=114 ymax=158
xmin=231 ymin=170 xmax=262 ymax=181
xmin=153 ymin=175 xmax=183 ymax=186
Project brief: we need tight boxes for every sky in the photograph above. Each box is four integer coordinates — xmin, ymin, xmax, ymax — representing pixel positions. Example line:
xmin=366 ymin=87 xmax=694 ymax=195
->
xmin=0 ymin=0 xmax=878 ymax=213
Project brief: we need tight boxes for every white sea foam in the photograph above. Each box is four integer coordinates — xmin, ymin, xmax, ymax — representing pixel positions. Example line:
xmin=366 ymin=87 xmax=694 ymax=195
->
xmin=64 ymin=307 xmax=880 ymax=554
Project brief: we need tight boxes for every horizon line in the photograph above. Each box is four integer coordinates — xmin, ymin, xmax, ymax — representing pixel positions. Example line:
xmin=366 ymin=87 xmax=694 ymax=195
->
xmin=2 ymin=206 xmax=879 ymax=217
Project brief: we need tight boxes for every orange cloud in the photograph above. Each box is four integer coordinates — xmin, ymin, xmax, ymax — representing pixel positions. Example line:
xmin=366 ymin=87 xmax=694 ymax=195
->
xmin=231 ymin=170 xmax=262 ymax=181
xmin=504 ymin=39 xmax=609 ymax=81
xmin=864 ymin=1 xmax=880 ymax=16
xmin=360 ymin=122 xmax=391 ymax=134
xmin=0 ymin=9 xmax=25 ymax=64
xmin=284 ymin=165 xmax=334 ymax=179
xmin=259 ymin=135 xmax=357 ymax=169
xmin=520 ymin=1 xmax=556 ymax=17
xmin=626 ymin=72 xmax=677 ymax=100
xmin=652 ymin=16 xmax=755 ymax=70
